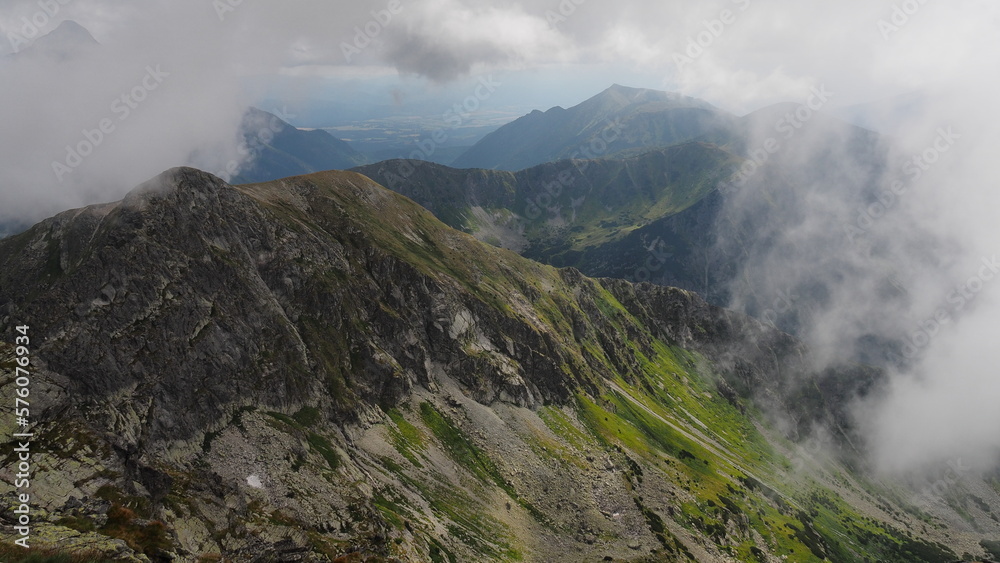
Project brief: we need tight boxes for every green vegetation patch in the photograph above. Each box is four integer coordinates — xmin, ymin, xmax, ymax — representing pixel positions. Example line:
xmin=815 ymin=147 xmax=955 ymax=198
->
xmin=418 ymin=402 xmax=504 ymax=487
xmin=386 ymin=408 xmax=427 ymax=467
xmin=982 ymin=539 xmax=1000 ymax=560
xmin=537 ymin=406 xmax=595 ymax=451
xmin=428 ymin=537 xmax=459 ymax=563
xmin=266 ymin=411 xmax=300 ymax=429
xmin=394 ymin=468 xmax=522 ymax=561
xmin=418 ymin=402 xmax=548 ymax=529
xmin=54 ymin=516 xmax=96 ymax=534
xmin=373 ymin=490 xmax=418 ymax=531
xmin=292 ymin=405 xmax=321 ymax=427
xmin=628 ymin=342 xmax=776 ymax=466
xmin=306 ymin=432 xmax=341 ymax=470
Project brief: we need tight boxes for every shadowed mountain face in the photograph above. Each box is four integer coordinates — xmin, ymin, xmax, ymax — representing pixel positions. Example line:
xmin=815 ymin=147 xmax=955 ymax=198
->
xmin=1 ymin=167 xmax=994 ymax=562
xmin=452 ymin=84 xmax=736 ymax=171
xmin=227 ymin=107 xmax=367 ymax=184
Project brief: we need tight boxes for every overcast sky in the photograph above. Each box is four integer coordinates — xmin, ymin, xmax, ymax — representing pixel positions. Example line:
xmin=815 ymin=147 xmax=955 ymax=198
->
xmin=2 ymin=0 xmax=999 ymax=476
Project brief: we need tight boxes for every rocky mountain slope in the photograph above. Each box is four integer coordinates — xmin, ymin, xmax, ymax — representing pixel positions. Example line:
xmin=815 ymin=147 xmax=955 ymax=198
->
xmin=0 ymin=168 xmax=997 ymax=562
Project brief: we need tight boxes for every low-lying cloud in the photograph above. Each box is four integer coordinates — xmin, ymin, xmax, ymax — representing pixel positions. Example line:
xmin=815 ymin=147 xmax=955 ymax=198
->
xmin=717 ymin=63 xmax=1000 ymax=475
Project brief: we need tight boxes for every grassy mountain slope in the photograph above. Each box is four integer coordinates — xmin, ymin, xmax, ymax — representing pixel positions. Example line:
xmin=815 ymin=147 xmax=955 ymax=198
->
xmin=0 ymin=168 xmax=995 ymax=561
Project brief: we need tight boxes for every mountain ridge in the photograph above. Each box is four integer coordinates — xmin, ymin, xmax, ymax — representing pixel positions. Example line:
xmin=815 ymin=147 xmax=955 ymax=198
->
xmin=354 ymin=142 xmax=740 ymax=301
xmin=1 ymin=166 xmax=994 ymax=561
xmin=451 ymin=84 xmax=735 ymax=171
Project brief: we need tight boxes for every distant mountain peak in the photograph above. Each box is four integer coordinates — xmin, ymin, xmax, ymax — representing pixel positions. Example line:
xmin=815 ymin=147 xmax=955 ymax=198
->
xmin=11 ymin=19 xmax=99 ymax=60
xmin=451 ymin=84 xmax=732 ymax=170
xmin=227 ymin=107 xmax=366 ymax=183
xmin=604 ymin=83 xmax=653 ymax=94
xmin=592 ymin=83 xmax=712 ymax=108
xmin=48 ymin=20 xmax=99 ymax=44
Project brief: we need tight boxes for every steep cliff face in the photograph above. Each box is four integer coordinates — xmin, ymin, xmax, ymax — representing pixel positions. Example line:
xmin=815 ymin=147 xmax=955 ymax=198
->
xmin=0 ymin=169 xmax=993 ymax=562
